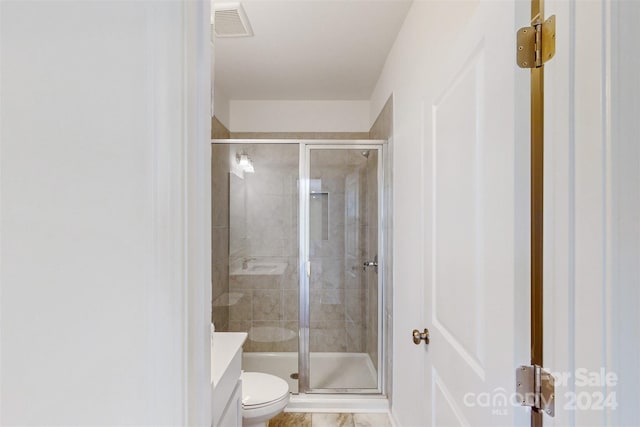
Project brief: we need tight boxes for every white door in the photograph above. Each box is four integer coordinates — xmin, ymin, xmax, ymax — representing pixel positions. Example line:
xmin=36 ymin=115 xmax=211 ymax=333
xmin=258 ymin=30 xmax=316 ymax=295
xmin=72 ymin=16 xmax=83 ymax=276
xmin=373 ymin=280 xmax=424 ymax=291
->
xmin=421 ymin=1 xmax=529 ymax=425
xmin=544 ymin=0 xmax=640 ymax=426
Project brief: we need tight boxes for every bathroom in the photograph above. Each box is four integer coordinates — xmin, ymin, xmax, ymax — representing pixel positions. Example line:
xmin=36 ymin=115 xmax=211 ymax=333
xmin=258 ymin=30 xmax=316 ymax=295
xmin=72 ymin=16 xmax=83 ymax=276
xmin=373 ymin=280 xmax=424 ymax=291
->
xmin=211 ymin=139 xmax=391 ymax=423
xmin=209 ymin=1 xmax=402 ymax=424
xmin=210 ymin=0 xmax=640 ymax=425
xmin=5 ymin=0 xmax=640 ymax=426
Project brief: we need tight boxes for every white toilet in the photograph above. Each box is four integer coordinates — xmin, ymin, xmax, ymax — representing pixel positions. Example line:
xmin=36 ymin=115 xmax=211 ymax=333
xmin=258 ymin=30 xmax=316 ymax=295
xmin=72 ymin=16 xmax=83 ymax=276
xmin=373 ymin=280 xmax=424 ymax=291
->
xmin=241 ymin=372 xmax=290 ymax=427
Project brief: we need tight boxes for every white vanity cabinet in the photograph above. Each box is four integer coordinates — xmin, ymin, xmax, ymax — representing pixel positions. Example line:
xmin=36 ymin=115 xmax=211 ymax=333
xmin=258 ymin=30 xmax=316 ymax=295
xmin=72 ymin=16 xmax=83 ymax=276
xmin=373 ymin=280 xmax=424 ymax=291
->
xmin=211 ymin=332 xmax=247 ymax=427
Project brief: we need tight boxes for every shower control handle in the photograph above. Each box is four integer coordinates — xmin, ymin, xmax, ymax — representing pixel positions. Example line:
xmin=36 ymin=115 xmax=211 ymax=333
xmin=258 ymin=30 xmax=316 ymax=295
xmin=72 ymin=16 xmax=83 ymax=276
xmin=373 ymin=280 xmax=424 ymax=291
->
xmin=363 ymin=255 xmax=378 ymax=272
xmin=412 ymin=328 xmax=430 ymax=345
xmin=363 ymin=260 xmax=378 ymax=268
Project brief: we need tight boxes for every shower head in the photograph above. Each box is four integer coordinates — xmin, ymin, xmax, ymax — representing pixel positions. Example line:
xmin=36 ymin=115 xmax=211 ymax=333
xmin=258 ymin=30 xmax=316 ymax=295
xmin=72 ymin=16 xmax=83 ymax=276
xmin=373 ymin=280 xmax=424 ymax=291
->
xmin=361 ymin=150 xmax=370 ymax=158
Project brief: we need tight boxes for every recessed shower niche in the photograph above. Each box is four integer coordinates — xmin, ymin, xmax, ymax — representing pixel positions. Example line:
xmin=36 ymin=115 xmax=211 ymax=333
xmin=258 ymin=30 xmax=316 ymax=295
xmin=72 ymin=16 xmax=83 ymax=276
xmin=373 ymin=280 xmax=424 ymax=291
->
xmin=211 ymin=140 xmax=385 ymax=397
xmin=309 ymin=180 xmax=329 ymax=242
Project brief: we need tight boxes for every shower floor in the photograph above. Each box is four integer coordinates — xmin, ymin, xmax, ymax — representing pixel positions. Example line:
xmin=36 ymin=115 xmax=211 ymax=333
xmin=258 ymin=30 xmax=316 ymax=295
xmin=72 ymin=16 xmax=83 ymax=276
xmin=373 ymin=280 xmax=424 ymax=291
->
xmin=242 ymin=352 xmax=378 ymax=393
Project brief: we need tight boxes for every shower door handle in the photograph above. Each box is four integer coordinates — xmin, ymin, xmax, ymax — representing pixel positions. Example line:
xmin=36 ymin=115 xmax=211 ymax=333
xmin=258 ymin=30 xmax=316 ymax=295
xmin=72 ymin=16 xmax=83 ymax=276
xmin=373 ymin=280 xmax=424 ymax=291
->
xmin=363 ymin=255 xmax=378 ymax=272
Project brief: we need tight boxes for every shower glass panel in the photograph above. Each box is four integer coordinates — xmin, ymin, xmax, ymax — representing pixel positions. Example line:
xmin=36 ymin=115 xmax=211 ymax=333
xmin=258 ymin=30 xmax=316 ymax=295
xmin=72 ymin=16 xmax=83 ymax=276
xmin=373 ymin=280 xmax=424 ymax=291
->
xmin=211 ymin=143 xmax=301 ymax=392
xmin=304 ymin=147 xmax=381 ymax=392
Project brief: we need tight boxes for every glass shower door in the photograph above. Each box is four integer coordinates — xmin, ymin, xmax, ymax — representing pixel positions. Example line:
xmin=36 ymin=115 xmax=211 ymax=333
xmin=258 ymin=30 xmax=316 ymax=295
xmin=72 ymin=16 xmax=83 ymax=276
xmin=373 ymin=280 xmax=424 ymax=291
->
xmin=300 ymin=146 xmax=382 ymax=393
xmin=212 ymin=143 xmax=301 ymax=392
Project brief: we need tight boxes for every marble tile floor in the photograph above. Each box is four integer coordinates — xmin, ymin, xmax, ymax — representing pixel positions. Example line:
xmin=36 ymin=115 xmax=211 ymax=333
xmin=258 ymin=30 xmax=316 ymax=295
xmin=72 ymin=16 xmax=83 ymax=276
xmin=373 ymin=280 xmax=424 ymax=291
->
xmin=268 ymin=412 xmax=392 ymax=427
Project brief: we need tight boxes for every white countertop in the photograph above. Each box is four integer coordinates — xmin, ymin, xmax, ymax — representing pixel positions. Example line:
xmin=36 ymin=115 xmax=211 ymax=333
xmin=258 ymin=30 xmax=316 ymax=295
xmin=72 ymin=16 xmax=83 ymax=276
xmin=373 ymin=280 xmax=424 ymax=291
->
xmin=211 ymin=332 xmax=247 ymax=387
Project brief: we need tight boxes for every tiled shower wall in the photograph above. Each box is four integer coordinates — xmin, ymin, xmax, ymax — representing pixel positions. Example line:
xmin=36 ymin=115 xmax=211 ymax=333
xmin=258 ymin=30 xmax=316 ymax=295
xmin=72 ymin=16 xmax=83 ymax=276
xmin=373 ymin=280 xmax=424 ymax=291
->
xmin=230 ymin=132 xmax=369 ymax=140
xmin=364 ymin=150 xmax=379 ymax=369
xmin=212 ymin=141 xmax=230 ymax=332
xmin=212 ymin=116 xmax=230 ymax=139
xmin=309 ymin=150 xmax=371 ymax=354
xmin=212 ymin=116 xmax=231 ymax=331
xmin=227 ymin=144 xmax=300 ymax=352
xmin=213 ymin=143 xmax=377 ymax=357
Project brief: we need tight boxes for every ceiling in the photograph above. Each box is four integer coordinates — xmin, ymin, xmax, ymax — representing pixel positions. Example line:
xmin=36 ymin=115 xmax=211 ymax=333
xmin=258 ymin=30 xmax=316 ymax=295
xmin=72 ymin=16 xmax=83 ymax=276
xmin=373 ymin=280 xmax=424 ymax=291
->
xmin=213 ymin=0 xmax=412 ymax=100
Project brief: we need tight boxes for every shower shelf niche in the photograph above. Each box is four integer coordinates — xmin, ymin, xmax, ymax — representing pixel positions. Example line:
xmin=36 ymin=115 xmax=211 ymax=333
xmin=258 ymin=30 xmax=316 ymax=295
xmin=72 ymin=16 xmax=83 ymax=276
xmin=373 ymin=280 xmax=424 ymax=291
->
xmin=212 ymin=292 xmax=244 ymax=307
xmin=229 ymin=262 xmax=287 ymax=276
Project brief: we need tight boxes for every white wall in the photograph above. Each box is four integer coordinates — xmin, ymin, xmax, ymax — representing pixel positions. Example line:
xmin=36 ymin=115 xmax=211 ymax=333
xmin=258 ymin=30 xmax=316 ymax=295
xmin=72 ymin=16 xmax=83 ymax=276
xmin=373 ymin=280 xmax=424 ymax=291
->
xmin=229 ymin=100 xmax=370 ymax=133
xmin=214 ymin=84 xmax=231 ymax=129
xmin=0 ymin=1 xmax=211 ymax=425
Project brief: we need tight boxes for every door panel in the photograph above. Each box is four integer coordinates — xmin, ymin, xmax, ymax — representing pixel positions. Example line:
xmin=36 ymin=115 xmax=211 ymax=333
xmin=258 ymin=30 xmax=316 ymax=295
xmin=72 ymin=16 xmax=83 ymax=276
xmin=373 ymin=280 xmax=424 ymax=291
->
xmin=432 ymin=50 xmax=485 ymax=378
xmin=423 ymin=1 xmax=526 ymax=425
xmin=434 ymin=371 xmax=472 ymax=426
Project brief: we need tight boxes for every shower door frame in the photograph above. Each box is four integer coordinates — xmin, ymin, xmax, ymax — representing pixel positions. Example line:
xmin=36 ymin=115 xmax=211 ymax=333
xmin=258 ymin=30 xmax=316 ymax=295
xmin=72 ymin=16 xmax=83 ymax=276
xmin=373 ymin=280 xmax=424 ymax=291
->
xmin=299 ymin=142 xmax=386 ymax=395
xmin=211 ymin=138 xmax=387 ymax=397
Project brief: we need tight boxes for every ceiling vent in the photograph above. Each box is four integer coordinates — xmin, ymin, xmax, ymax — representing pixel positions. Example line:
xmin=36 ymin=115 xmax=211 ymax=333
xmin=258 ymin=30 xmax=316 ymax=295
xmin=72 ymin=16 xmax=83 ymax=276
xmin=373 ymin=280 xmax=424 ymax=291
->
xmin=213 ymin=2 xmax=253 ymax=38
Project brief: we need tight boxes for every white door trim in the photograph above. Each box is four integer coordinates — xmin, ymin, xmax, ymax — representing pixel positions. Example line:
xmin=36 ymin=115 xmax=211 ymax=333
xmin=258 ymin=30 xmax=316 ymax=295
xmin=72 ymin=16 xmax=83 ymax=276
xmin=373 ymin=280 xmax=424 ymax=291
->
xmin=544 ymin=1 xmax=618 ymax=425
xmin=184 ymin=0 xmax=213 ymax=425
xmin=148 ymin=0 xmax=212 ymax=424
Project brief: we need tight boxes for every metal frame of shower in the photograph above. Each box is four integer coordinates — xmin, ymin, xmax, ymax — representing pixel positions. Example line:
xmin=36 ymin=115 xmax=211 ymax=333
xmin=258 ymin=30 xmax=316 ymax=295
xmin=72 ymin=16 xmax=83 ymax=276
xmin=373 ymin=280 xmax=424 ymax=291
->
xmin=300 ymin=142 xmax=385 ymax=395
xmin=212 ymin=138 xmax=388 ymax=397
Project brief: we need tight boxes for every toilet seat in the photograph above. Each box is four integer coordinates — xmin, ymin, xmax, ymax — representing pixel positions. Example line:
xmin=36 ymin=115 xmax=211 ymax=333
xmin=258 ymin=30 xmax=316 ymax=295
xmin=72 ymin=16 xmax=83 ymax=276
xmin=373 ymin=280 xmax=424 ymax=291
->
xmin=241 ymin=372 xmax=289 ymax=408
xmin=242 ymin=392 xmax=289 ymax=410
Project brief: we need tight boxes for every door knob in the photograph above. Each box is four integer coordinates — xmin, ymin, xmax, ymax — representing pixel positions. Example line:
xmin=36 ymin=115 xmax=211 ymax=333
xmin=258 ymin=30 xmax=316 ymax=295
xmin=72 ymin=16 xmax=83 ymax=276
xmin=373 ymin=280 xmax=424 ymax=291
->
xmin=412 ymin=328 xmax=430 ymax=345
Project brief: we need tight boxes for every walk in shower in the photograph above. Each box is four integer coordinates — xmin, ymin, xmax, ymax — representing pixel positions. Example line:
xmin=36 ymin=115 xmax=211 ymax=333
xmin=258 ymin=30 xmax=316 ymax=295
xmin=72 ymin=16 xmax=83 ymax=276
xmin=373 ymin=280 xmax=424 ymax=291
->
xmin=211 ymin=140 xmax=385 ymax=400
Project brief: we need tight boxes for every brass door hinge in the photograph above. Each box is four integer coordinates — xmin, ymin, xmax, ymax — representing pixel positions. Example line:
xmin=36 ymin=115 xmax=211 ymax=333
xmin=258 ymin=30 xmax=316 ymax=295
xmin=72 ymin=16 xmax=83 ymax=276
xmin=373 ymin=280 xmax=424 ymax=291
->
xmin=517 ymin=15 xmax=556 ymax=68
xmin=516 ymin=365 xmax=555 ymax=417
